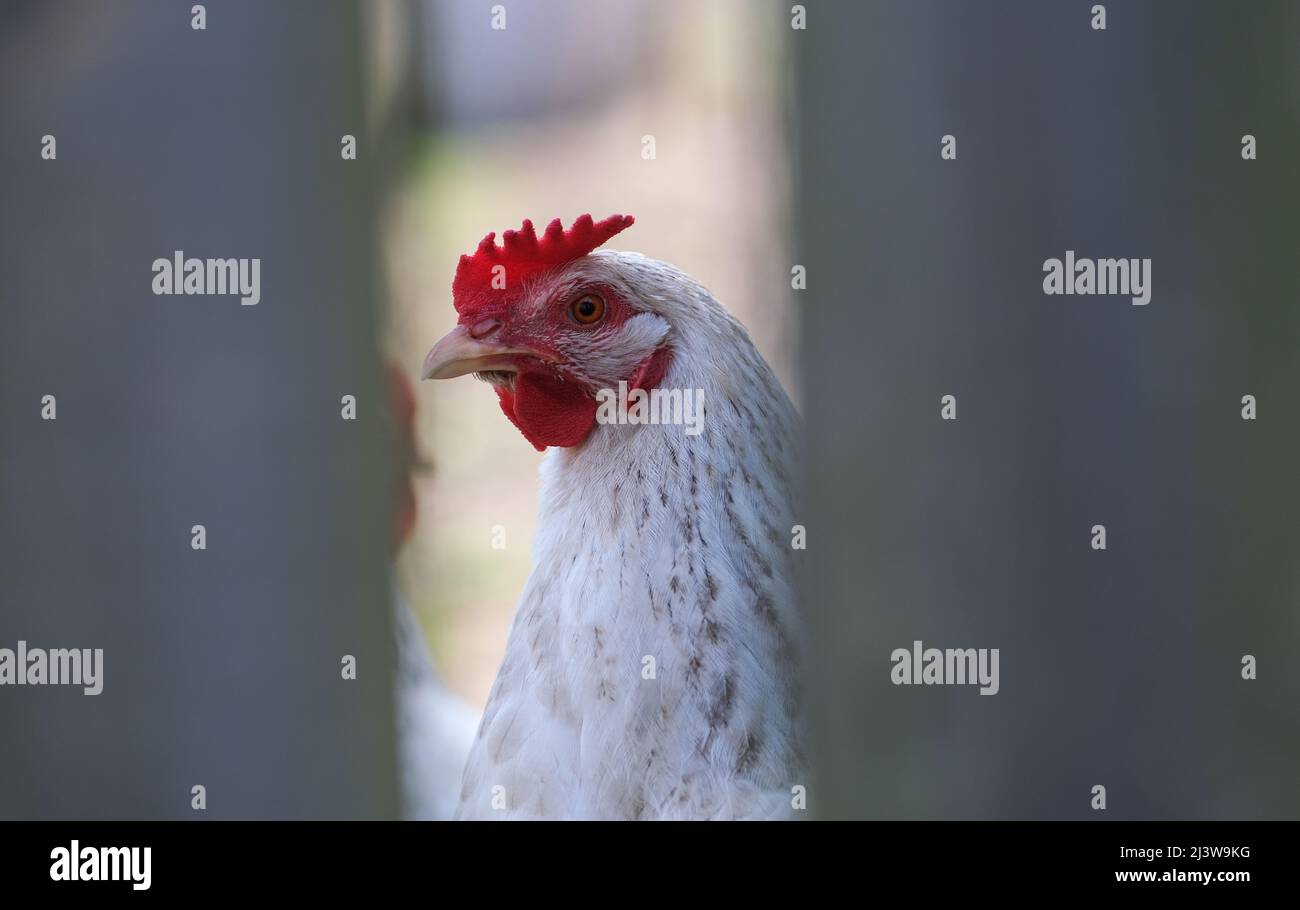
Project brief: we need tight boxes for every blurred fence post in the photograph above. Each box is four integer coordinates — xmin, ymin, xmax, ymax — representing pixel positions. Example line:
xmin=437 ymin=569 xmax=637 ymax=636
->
xmin=797 ymin=0 xmax=1300 ymax=818
xmin=0 ymin=1 xmax=397 ymax=818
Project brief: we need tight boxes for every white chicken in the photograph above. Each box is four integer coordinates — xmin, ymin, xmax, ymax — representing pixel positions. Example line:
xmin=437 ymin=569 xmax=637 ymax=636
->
xmin=422 ymin=214 xmax=802 ymax=820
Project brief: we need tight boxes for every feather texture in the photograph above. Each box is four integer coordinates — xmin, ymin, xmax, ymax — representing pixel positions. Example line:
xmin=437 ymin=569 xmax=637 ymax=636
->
xmin=455 ymin=252 xmax=803 ymax=820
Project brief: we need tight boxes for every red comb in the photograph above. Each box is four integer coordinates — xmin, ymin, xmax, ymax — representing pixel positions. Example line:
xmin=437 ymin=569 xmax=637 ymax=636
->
xmin=452 ymin=213 xmax=634 ymax=315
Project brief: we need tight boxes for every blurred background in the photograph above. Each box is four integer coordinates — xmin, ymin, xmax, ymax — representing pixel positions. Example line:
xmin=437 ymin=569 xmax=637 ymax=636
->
xmin=2 ymin=0 xmax=1299 ymax=820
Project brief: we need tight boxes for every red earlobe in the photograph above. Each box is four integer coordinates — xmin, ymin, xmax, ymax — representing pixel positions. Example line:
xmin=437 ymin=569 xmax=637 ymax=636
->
xmin=630 ymin=346 xmax=673 ymax=393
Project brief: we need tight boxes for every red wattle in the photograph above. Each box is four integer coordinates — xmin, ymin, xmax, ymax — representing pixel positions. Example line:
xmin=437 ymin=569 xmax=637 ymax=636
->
xmin=496 ymin=372 xmax=597 ymax=451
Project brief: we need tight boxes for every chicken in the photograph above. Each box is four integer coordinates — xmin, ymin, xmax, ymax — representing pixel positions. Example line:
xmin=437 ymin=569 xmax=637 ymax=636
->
xmin=422 ymin=214 xmax=803 ymax=820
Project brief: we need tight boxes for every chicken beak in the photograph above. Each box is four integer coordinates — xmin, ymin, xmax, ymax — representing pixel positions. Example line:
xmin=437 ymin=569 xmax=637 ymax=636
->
xmin=421 ymin=324 xmax=530 ymax=380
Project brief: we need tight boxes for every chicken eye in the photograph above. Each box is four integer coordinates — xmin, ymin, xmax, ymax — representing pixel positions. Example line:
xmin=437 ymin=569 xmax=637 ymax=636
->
xmin=570 ymin=294 xmax=605 ymax=325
